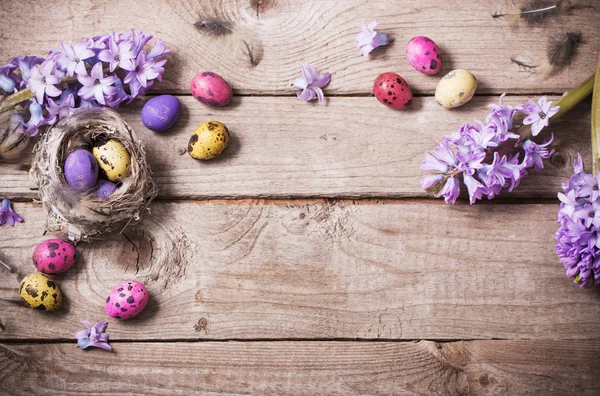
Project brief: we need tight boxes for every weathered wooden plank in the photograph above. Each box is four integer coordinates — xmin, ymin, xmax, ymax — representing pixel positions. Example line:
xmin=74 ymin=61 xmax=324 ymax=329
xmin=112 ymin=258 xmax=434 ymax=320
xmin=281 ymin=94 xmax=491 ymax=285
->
xmin=0 ymin=96 xmax=591 ymax=200
xmin=1 ymin=201 xmax=599 ymax=341
xmin=1 ymin=0 xmax=598 ymax=95
xmin=1 ymin=340 xmax=599 ymax=395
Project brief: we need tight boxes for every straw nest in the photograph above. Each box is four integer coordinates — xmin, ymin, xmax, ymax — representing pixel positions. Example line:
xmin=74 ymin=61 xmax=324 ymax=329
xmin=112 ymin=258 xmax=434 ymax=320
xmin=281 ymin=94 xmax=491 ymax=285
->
xmin=31 ymin=109 xmax=157 ymax=242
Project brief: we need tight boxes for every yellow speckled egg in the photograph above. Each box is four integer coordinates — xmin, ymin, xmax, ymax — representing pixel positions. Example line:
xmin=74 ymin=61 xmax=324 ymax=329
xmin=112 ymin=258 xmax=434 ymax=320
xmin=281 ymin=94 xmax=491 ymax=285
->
xmin=435 ymin=69 xmax=477 ymax=108
xmin=19 ymin=273 xmax=62 ymax=311
xmin=188 ymin=121 xmax=230 ymax=160
xmin=92 ymin=139 xmax=131 ymax=182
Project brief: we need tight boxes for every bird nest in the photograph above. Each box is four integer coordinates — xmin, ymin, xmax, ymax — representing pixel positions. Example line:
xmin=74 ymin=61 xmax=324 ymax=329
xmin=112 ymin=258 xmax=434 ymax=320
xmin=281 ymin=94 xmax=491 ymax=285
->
xmin=31 ymin=109 xmax=157 ymax=242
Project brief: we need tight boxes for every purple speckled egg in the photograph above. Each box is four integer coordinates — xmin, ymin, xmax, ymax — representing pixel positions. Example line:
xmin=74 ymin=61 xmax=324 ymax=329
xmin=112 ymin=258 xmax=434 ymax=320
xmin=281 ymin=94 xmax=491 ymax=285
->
xmin=190 ymin=72 xmax=232 ymax=107
xmin=94 ymin=179 xmax=117 ymax=199
xmin=32 ymin=238 xmax=77 ymax=274
xmin=64 ymin=149 xmax=98 ymax=192
xmin=141 ymin=95 xmax=181 ymax=132
xmin=406 ymin=36 xmax=442 ymax=75
xmin=105 ymin=280 xmax=149 ymax=320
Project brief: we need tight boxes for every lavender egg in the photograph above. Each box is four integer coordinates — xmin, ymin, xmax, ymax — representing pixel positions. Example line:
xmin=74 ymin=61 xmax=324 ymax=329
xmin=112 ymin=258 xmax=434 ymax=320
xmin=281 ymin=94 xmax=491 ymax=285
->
xmin=141 ymin=95 xmax=181 ymax=132
xmin=94 ymin=179 xmax=118 ymax=199
xmin=64 ymin=149 xmax=98 ymax=192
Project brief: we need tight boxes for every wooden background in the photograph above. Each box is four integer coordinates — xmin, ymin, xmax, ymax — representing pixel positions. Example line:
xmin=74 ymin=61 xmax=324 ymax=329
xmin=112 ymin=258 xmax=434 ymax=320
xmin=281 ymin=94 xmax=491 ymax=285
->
xmin=1 ymin=0 xmax=600 ymax=394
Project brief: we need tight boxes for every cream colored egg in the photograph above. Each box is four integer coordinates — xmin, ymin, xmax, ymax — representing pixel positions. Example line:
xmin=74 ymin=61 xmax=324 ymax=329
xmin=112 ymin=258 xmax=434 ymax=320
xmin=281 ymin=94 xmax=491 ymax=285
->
xmin=435 ymin=69 xmax=477 ymax=108
xmin=92 ymin=139 xmax=131 ymax=182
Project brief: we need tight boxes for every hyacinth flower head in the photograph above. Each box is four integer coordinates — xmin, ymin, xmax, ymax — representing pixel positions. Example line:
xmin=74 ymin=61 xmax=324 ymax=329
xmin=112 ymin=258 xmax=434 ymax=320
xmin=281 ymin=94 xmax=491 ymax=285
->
xmin=0 ymin=198 xmax=23 ymax=227
xmin=356 ymin=20 xmax=390 ymax=57
xmin=293 ymin=63 xmax=330 ymax=103
xmin=75 ymin=320 xmax=112 ymax=350
xmin=421 ymin=74 xmax=595 ymax=204
xmin=0 ymin=29 xmax=170 ymax=161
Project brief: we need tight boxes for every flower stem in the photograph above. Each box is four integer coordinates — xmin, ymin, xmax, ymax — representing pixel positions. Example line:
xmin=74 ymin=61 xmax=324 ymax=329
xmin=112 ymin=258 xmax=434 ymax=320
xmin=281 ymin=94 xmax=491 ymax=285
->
xmin=592 ymin=57 xmax=600 ymax=175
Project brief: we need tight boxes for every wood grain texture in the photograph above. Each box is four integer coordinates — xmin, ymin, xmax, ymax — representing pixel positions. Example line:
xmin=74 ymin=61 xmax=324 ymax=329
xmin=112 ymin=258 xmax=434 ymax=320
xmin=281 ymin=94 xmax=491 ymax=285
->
xmin=0 ymin=0 xmax=598 ymax=95
xmin=2 ymin=201 xmax=600 ymax=341
xmin=0 ymin=96 xmax=591 ymax=200
xmin=1 ymin=340 xmax=599 ymax=395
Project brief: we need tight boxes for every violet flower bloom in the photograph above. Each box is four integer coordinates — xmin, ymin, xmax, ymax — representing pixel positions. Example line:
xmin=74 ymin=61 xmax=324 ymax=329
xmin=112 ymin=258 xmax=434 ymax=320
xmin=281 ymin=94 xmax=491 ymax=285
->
xmin=421 ymin=94 xmax=556 ymax=204
xmin=0 ymin=65 xmax=17 ymax=93
xmin=77 ymin=62 xmax=119 ymax=105
xmin=122 ymin=51 xmax=166 ymax=88
xmin=75 ymin=320 xmax=112 ymax=350
xmin=46 ymin=92 xmax=76 ymax=120
xmin=10 ymin=56 xmax=44 ymax=89
xmin=356 ymin=20 xmax=389 ymax=57
xmin=57 ymin=40 xmax=96 ymax=76
xmin=293 ymin=63 xmax=331 ymax=103
xmin=518 ymin=96 xmax=559 ymax=136
xmin=23 ymin=101 xmax=54 ymax=136
xmin=98 ymin=38 xmax=136 ymax=72
xmin=556 ymin=154 xmax=600 ymax=288
xmin=27 ymin=59 xmax=62 ymax=104
xmin=0 ymin=198 xmax=23 ymax=227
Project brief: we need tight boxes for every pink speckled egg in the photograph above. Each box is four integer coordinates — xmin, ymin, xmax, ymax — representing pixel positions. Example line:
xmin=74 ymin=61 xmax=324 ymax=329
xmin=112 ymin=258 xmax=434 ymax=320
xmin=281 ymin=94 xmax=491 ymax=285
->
xmin=105 ymin=281 xmax=149 ymax=320
xmin=190 ymin=72 xmax=232 ymax=107
xmin=406 ymin=36 xmax=442 ymax=75
xmin=32 ymin=238 xmax=77 ymax=274
xmin=373 ymin=72 xmax=413 ymax=110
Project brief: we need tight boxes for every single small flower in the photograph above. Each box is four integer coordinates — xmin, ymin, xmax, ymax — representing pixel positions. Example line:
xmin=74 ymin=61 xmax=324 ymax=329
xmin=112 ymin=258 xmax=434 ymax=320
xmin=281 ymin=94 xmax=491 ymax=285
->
xmin=57 ymin=40 xmax=96 ymax=76
xmin=521 ymin=134 xmax=555 ymax=171
xmin=0 ymin=198 xmax=23 ymax=227
xmin=356 ymin=20 xmax=389 ymax=57
xmin=75 ymin=320 xmax=112 ymax=350
xmin=518 ymin=96 xmax=559 ymax=136
xmin=77 ymin=62 xmax=119 ymax=105
xmin=28 ymin=59 xmax=62 ymax=104
xmin=122 ymin=51 xmax=165 ymax=88
xmin=98 ymin=37 xmax=136 ymax=72
xmin=46 ymin=92 xmax=76 ymax=120
xmin=12 ymin=56 xmax=44 ymax=89
xmin=293 ymin=63 xmax=331 ymax=103
xmin=23 ymin=101 xmax=54 ymax=136
xmin=129 ymin=30 xmax=153 ymax=55
xmin=0 ymin=65 xmax=18 ymax=93
xmin=147 ymin=38 xmax=171 ymax=61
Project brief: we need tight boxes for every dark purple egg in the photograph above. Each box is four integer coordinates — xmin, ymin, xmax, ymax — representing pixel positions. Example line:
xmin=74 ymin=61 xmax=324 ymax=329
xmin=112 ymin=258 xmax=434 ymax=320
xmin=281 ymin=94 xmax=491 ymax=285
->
xmin=141 ymin=95 xmax=181 ymax=132
xmin=94 ymin=179 xmax=118 ymax=199
xmin=64 ymin=149 xmax=98 ymax=192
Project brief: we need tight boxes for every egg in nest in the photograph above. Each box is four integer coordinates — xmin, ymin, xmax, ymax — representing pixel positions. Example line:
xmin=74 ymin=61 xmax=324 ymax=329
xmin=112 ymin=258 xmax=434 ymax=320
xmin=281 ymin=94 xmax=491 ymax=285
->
xmin=92 ymin=138 xmax=131 ymax=182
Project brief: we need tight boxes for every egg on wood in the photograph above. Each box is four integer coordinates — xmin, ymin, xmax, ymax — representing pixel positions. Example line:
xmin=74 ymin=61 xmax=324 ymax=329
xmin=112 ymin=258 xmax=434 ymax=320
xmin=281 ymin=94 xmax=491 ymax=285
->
xmin=373 ymin=72 xmax=413 ymax=109
xmin=188 ymin=120 xmax=230 ymax=160
xmin=92 ymin=138 xmax=131 ymax=182
xmin=141 ymin=95 xmax=181 ymax=132
xmin=406 ymin=36 xmax=442 ymax=75
xmin=435 ymin=69 xmax=477 ymax=108
xmin=19 ymin=273 xmax=62 ymax=311
xmin=64 ymin=149 xmax=99 ymax=192
xmin=105 ymin=280 xmax=149 ymax=320
xmin=32 ymin=238 xmax=77 ymax=274
xmin=190 ymin=72 xmax=233 ymax=107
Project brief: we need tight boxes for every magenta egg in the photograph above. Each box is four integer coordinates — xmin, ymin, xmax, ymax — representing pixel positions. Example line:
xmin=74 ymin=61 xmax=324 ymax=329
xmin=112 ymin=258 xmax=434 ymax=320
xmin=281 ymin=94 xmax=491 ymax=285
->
xmin=190 ymin=72 xmax=232 ymax=107
xmin=32 ymin=238 xmax=77 ymax=274
xmin=373 ymin=73 xmax=413 ymax=109
xmin=406 ymin=36 xmax=442 ymax=75
xmin=105 ymin=280 xmax=149 ymax=320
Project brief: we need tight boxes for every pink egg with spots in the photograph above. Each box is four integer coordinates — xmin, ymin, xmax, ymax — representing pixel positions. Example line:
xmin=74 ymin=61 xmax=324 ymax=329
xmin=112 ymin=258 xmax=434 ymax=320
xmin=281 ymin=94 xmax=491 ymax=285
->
xmin=105 ymin=280 xmax=149 ymax=320
xmin=373 ymin=72 xmax=413 ymax=110
xmin=406 ymin=36 xmax=442 ymax=75
xmin=190 ymin=71 xmax=232 ymax=107
xmin=32 ymin=238 xmax=77 ymax=274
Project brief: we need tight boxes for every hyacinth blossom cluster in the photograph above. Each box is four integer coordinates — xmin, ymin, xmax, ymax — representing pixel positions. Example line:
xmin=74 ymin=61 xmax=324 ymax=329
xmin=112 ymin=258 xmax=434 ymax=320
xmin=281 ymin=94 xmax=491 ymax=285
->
xmin=421 ymin=95 xmax=559 ymax=204
xmin=356 ymin=20 xmax=390 ymax=57
xmin=556 ymin=155 xmax=600 ymax=288
xmin=0 ymin=30 xmax=170 ymax=137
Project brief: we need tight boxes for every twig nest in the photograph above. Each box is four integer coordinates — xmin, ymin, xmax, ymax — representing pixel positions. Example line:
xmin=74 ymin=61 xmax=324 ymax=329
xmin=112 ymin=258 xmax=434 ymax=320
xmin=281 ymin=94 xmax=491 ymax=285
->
xmin=31 ymin=109 xmax=157 ymax=242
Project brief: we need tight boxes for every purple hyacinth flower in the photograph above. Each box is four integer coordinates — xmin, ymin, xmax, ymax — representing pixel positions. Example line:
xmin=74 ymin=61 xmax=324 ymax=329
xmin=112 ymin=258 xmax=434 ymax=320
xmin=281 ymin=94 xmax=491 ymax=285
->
xmin=522 ymin=134 xmax=555 ymax=171
xmin=46 ymin=92 xmax=76 ymax=120
xmin=77 ymin=62 xmax=119 ymax=105
xmin=28 ymin=59 xmax=62 ymax=104
xmin=122 ymin=51 xmax=166 ymax=88
xmin=439 ymin=176 xmax=460 ymax=204
xmin=98 ymin=37 xmax=136 ymax=72
xmin=75 ymin=320 xmax=112 ymax=351
xmin=0 ymin=198 xmax=23 ymax=227
xmin=0 ymin=65 xmax=18 ymax=93
xmin=356 ymin=20 xmax=389 ymax=57
xmin=147 ymin=38 xmax=171 ymax=60
xmin=518 ymin=96 xmax=559 ymax=136
xmin=24 ymin=101 xmax=54 ymax=136
xmin=57 ymin=40 xmax=96 ymax=76
xmin=12 ymin=56 xmax=44 ymax=89
xmin=293 ymin=63 xmax=331 ymax=103
xmin=487 ymin=93 xmax=517 ymax=131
